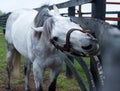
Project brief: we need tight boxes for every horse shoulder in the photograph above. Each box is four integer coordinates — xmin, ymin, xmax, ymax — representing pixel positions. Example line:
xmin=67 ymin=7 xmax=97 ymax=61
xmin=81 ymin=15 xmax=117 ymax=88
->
xmin=26 ymin=29 xmax=36 ymax=61
xmin=5 ymin=9 xmax=37 ymax=43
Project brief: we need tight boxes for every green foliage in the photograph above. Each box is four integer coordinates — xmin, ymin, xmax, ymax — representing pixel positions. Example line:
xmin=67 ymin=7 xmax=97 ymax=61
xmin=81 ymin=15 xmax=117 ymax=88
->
xmin=57 ymin=72 xmax=80 ymax=91
xmin=0 ymin=28 xmax=6 ymax=86
xmin=11 ymin=78 xmax=25 ymax=85
xmin=0 ymin=29 xmax=6 ymax=69
xmin=0 ymin=10 xmax=4 ymax=15
xmin=74 ymin=58 xmax=90 ymax=86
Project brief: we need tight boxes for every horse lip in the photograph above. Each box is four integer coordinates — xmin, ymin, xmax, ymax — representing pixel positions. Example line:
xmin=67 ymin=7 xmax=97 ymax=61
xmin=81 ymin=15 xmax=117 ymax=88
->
xmin=81 ymin=44 xmax=92 ymax=50
xmin=86 ymin=45 xmax=100 ymax=55
xmin=88 ymin=50 xmax=98 ymax=55
xmin=92 ymin=38 xmax=98 ymax=42
xmin=69 ymin=48 xmax=86 ymax=56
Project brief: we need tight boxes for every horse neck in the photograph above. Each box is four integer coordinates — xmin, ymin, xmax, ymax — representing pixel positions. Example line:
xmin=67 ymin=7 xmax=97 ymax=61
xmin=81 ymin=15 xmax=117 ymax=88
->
xmin=81 ymin=18 xmax=112 ymax=40
xmin=38 ymin=33 xmax=54 ymax=49
xmin=71 ymin=17 xmax=112 ymax=39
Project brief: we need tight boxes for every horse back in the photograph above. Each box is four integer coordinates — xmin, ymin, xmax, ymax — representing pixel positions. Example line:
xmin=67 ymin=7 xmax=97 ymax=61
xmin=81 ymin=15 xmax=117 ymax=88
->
xmin=5 ymin=9 xmax=38 ymax=58
xmin=5 ymin=9 xmax=37 ymax=42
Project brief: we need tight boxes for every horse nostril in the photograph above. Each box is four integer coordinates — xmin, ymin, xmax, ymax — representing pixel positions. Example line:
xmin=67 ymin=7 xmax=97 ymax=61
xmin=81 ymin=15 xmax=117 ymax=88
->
xmin=82 ymin=44 xmax=92 ymax=50
xmin=53 ymin=36 xmax=58 ymax=41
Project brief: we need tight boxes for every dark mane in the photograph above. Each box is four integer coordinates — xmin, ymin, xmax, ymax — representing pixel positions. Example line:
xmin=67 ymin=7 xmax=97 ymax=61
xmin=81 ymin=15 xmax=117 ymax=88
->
xmin=34 ymin=5 xmax=52 ymax=39
xmin=34 ymin=5 xmax=52 ymax=27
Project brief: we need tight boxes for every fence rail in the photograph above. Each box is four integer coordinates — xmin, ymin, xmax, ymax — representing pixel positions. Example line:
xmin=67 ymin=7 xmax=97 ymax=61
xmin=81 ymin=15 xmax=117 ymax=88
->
xmin=106 ymin=2 xmax=120 ymax=5
xmin=49 ymin=0 xmax=92 ymax=9
xmin=0 ymin=13 xmax=11 ymax=27
xmin=77 ymin=1 xmax=120 ymax=28
xmin=105 ymin=17 xmax=120 ymax=21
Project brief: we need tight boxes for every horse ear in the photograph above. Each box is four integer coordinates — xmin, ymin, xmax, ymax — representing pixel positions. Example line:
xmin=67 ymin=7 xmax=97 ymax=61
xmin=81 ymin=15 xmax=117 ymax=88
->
xmin=32 ymin=27 xmax=43 ymax=39
xmin=53 ymin=5 xmax=60 ymax=15
xmin=31 ymin=27 xmax=43 ymax=32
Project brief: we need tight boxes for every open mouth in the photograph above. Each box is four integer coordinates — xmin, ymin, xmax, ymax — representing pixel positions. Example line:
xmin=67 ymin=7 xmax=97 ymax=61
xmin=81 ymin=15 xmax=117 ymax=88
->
xmin=86 ymin=44 xmax=99 ymax=56
xmin=81 ymin=44 xmax=93 ymax=50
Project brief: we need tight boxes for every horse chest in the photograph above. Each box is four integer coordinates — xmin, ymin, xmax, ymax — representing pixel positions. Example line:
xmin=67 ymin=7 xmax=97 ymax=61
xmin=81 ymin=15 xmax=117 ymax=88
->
xmin=38 ymin=53 xmax=63 ymax=68
xmin=33 ymin=43 xmax=63 ymax=67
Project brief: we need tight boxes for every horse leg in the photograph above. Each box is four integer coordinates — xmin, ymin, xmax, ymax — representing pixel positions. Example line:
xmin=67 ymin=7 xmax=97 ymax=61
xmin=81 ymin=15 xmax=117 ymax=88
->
xmin=33 ymin=60 xmax=44 ymax=91
xmin=48 ymin=65 xmax=63 ymax=91
xmin=24 ymin=59 xmax=32 ymax=91
xmin=6 ymin=43 xmax=15 ymax=91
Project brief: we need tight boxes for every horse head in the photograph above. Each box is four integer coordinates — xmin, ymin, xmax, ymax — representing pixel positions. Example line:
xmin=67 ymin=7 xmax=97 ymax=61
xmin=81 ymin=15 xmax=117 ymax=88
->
xmin=34 ymin=5 xmax=99 ymax=56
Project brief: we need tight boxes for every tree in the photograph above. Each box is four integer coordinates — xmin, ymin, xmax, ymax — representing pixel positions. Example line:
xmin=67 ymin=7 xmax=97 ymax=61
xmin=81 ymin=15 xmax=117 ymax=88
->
xmin=0 ymin=10 xmax=5 ymax=15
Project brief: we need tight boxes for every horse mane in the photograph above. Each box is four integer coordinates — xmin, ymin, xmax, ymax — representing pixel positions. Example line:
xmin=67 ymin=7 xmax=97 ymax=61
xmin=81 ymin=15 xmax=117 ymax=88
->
xmin=33 ymin=5 xmax=52 ymax=39
xmin=34 ymin=5 xmax=52 ymax=27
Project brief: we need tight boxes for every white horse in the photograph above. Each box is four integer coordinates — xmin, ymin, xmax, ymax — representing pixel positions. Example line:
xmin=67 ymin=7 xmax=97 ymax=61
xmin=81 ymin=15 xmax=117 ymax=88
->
xmin=5 ymin=5 xmax=99 ymax=91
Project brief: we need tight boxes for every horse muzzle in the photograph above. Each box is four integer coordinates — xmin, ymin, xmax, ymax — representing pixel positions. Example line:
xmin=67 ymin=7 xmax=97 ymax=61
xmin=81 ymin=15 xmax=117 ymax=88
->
xmin=50 ymin=28 xmax=99 ymax=57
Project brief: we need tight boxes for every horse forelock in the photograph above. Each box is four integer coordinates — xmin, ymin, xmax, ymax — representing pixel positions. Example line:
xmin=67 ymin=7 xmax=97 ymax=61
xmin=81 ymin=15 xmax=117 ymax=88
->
xmin=43 ymin=17 xmax=54 ymax=40
xmin=34 ymin=17 xmax=54 ymax=40
xmin=34 ymin=5 xmax=53 ymax=39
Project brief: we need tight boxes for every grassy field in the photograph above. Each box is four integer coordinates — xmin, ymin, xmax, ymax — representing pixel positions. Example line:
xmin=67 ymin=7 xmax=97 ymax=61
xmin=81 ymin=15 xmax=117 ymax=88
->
xmin=0 ymin=27 xmax=90 ymax=91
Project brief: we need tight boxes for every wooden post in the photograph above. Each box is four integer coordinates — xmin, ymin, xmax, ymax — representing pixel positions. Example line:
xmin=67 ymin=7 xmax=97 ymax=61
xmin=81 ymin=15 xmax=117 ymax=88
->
xmin=78 ymin=5 xmax=82 ymax=17
xmin=66 ymin=6 xmax=75 ymax=78
xmin=92 ymin=0 xmax=106 ymax=20
xmin=68 ymin=6 xmax=75 ymax=16
xmin=118 ymin=12 xmax=120 ymax=29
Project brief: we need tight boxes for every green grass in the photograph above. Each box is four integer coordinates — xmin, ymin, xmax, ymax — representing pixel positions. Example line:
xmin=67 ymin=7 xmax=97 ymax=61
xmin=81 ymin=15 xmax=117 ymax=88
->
xmin=0 ymin=27 xmax=6 ymax=84
xmin=57 ymin=73 xmax=80 ymax=91
xmin=0 ymin=27 xmax=6 ymax=69
xmin=0 ymin=27 xmax=90 ymax=90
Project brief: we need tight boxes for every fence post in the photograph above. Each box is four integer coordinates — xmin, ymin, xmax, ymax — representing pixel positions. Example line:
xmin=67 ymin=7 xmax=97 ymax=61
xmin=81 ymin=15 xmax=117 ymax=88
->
xmin=118 ymin=12 xmax=120 ymax=29
xmin=78 ymin=5 xmax=82 ymax=17
xmin=66 ymin=6 xmax=75 ymax=78
xmin=68 ymin=6 xmax=75 ymax=16
xmin=91 ymin=0 xmax=106 ymax=91
xmin=92 ymin=0 xmax=106 ymax=20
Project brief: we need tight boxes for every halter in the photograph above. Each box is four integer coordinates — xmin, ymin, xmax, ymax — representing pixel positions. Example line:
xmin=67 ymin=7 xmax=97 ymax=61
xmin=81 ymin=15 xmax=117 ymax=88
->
xmin=50 ymin=28 xmax=93 ymax=56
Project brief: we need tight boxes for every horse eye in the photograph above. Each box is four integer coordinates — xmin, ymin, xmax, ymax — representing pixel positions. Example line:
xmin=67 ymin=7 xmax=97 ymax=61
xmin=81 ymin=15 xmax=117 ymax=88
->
xmin=53 ymin=36 xmax=59 ymax=41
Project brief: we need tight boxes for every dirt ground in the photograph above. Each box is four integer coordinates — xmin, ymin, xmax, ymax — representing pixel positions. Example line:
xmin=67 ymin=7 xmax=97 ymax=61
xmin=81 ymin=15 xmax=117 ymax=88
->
xmin=0 ymin=69 xmax=62 ymax=91
xmin=0 ymin=62 xmax=81 ymax=91
xmin=0 ymin=73 xmax=62 ymax=91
